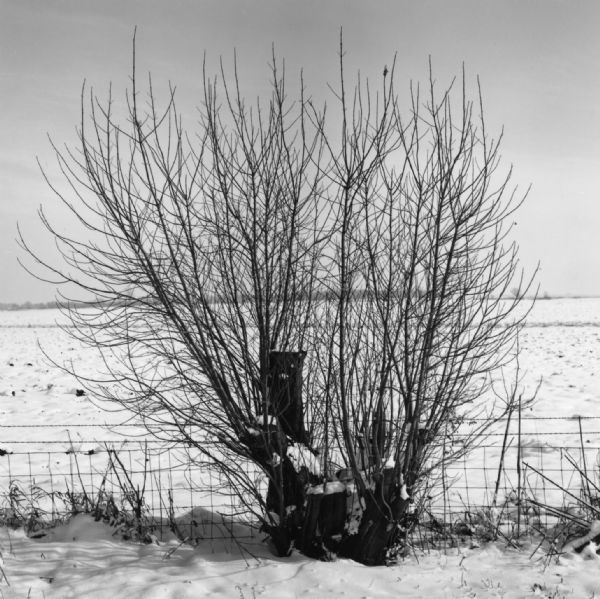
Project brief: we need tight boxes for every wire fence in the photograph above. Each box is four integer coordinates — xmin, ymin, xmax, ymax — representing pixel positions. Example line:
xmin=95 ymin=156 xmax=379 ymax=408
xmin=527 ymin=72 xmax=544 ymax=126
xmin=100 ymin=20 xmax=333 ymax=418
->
xmin=0 ymin=427 xmax=261 ymax=542
xmin=1 ymin=416 xmax=599 ymax=543
xmin=443 ymin=415 xmax=600 ymax=497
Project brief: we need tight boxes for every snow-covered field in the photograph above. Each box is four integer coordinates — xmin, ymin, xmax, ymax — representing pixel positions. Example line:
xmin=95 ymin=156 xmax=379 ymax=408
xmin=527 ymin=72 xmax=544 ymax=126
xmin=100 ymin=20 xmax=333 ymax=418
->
xmin=1 ymin=298 xmax=599 ymax=598
xmin=2 ymin=515 xmax=600 ymax=599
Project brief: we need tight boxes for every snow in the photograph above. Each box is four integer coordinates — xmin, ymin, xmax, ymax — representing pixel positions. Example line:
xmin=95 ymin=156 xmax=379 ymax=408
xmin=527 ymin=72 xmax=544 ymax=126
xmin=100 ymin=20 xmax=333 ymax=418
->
xmin=287 ymin=443 xmax=321 ymax=476
xmin=2 ymin=516 xmax=600 ymax=598
xmin=400 ymin=484 xmax=409 ymax=501
xmin=562 ymin=519 xmax=600 ymax=554
xmin=307 ymin=481 xmax=346 ymax=495
xmin=1 ymin=299 xmax=600 ymax=597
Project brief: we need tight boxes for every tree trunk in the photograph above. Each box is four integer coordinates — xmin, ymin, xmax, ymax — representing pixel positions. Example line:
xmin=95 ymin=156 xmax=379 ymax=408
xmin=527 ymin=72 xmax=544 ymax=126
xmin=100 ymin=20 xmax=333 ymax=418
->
xmin=339 ymin=469 xmax=410 ymax=565
xmin=256 ymin=352 xmax=409 ymax=564
xmin=268 ymin=351 xmax=309 ymax=444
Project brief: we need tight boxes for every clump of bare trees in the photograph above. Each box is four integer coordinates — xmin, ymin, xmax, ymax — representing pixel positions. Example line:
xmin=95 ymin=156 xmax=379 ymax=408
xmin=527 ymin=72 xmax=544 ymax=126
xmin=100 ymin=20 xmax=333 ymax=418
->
xmin=21 ymin=37 xmax=534 ymax=565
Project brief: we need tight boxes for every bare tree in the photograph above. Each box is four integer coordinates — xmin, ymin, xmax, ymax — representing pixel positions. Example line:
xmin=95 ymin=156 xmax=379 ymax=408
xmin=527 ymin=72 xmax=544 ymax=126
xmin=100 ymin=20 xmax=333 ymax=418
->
xmin=21 ymin=38 xmax=535 ymax=564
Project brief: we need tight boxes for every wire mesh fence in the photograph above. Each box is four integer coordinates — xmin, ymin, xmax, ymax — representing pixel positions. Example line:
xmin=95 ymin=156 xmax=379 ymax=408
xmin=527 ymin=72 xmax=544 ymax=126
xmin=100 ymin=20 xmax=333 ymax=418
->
xmin=441 ymin=415 xmax=600 ymax=509
xmin=0 ymin=426 xmax=264 ymax=542
xmin=1 ymin=416 xmax=599 ymax=543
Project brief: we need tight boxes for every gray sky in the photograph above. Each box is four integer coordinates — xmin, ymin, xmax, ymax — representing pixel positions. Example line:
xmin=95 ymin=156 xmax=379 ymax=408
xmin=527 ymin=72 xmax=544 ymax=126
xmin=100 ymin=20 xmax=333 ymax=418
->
xmin=1 ymin=0 xmax=599 ymax=303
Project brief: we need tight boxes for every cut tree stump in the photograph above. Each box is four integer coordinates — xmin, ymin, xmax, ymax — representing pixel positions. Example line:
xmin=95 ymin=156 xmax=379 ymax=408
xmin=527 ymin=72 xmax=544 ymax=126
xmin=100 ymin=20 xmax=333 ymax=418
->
xmin=298 ymin=485 xmax=347 ymax=558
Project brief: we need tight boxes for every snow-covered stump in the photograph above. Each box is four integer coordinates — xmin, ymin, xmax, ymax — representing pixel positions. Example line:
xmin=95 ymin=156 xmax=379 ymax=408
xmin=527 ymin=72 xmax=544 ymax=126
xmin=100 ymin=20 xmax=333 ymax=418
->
xmin=247 ymin=431 xmax=413 ymax=564
xmin=338 ymin=468 xmax=411 ymax=565
xmin=298 ymin=482 xmax=347 ymax=558
xmin=291 ymin=467 xmax=412 ymax=565
xmin=246 ymin=351 xmax=414 ymax=564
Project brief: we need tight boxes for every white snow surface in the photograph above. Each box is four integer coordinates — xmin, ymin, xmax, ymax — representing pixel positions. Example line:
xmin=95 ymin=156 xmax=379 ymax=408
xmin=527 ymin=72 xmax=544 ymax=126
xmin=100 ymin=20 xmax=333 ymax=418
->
xmin=1 ymin=515 xmax=600 ymax=598
xmin=1 ymin=299 xmax=600 ymax=597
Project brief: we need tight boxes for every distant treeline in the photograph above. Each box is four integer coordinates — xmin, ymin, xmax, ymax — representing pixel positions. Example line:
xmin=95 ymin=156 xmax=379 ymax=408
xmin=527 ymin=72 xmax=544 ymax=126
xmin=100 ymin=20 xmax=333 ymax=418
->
xmin=0 ymin=301 xmax=60 ymax=311
xmin=0 ymin=299 xmax=116 ymax=311
xmin=0 ymin=292 xmax=583 ymax=312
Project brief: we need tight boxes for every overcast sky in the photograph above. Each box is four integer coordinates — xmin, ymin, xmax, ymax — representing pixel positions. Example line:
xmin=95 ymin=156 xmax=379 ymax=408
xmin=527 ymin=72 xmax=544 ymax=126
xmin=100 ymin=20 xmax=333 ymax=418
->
xmin=1 ymin=0 xmax=599 ymax=303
